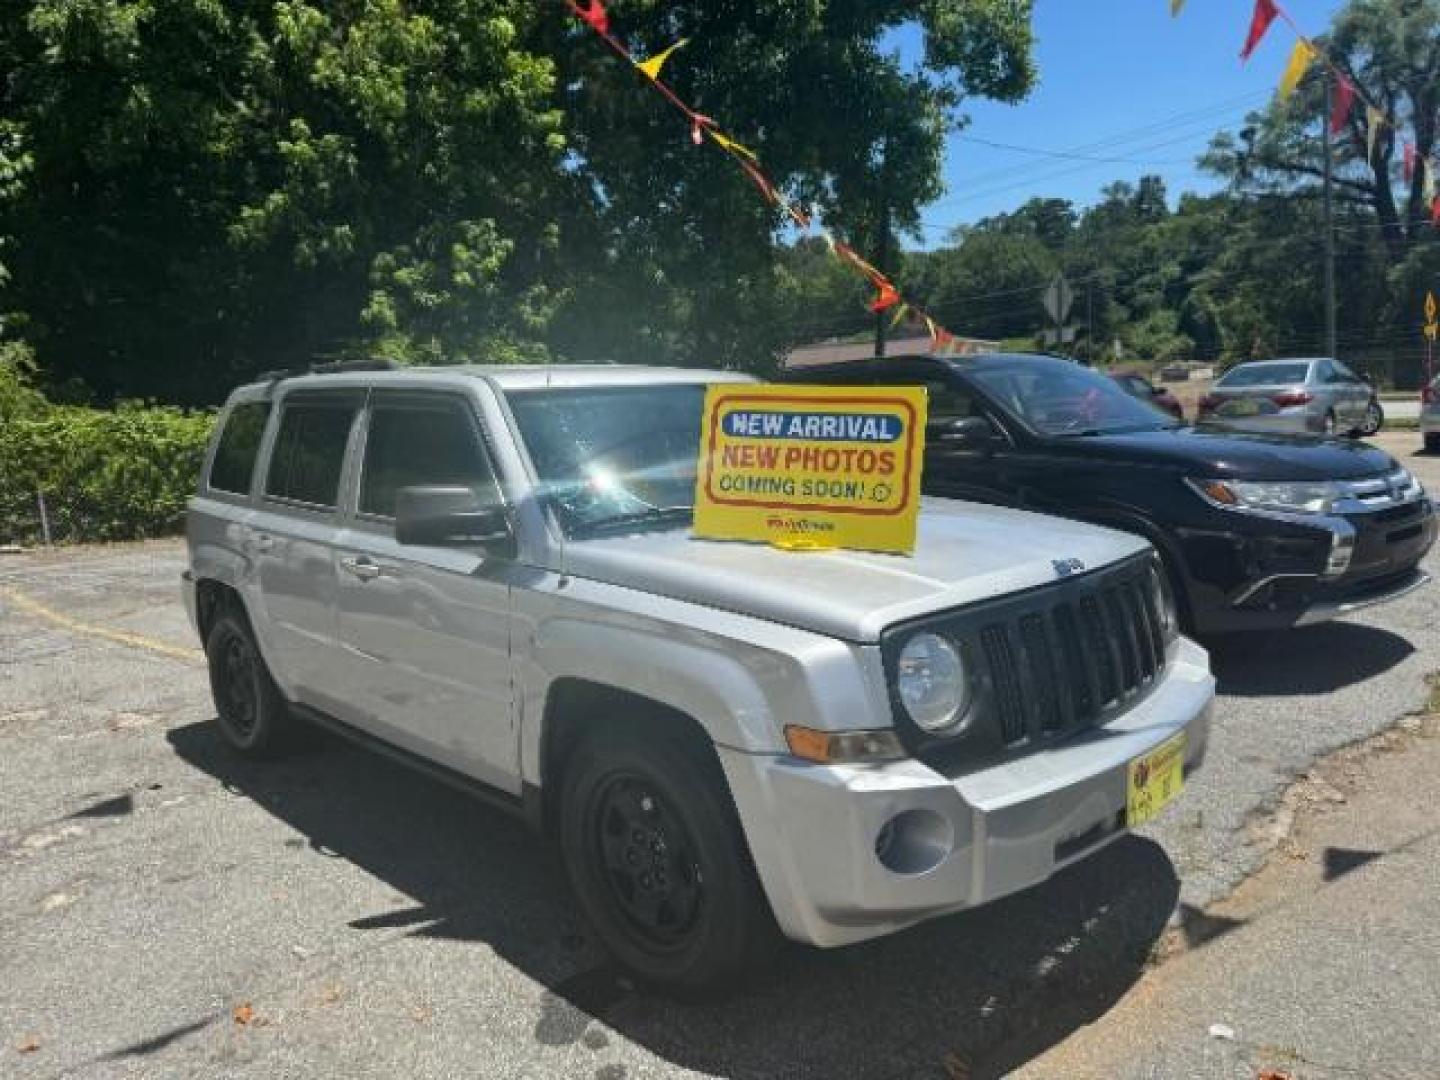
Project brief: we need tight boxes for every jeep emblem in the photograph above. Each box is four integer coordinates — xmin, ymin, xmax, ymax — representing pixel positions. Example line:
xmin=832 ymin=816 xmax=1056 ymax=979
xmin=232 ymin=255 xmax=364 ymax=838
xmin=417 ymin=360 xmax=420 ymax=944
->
xmin=1053 ymin=557 xmax=1085 ymax=578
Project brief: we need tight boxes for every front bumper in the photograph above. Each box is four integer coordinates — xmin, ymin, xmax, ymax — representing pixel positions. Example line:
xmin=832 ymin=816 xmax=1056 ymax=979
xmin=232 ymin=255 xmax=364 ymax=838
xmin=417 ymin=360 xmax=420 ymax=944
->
xmin=721 ymin=637 xmax=1213 ymax=949
xmin=1179 ymin=482 xmax=1437 ymax=634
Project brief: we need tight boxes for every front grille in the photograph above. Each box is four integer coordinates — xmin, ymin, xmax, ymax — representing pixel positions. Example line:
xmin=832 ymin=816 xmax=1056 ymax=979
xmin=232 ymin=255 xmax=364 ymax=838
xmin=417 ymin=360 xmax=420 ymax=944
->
xmin=886 ymin=555 xmax=1170 ymax=769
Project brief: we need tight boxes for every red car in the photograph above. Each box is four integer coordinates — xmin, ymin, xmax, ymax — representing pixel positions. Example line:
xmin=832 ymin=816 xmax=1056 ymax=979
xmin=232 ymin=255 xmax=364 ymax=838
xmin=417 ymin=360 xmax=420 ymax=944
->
xmin=1110 ymin=370 xmax=1185 ymax=421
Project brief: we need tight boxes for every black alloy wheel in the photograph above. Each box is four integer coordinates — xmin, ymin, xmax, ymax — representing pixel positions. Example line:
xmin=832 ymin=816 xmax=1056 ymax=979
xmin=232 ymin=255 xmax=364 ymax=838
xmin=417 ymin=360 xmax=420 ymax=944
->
xmin=593 ymin=775 xmax=703 ymax=948
xmin=558 ymin=731 xmax=777 ymax=992
xmin=205 ymin=609 xmax=293 ymax=757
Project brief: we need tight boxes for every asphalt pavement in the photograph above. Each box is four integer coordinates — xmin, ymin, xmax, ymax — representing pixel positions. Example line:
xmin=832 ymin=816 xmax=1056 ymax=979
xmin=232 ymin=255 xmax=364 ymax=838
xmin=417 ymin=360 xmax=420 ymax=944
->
xmin=2 ymin=433 xmax=1437 ymax=1079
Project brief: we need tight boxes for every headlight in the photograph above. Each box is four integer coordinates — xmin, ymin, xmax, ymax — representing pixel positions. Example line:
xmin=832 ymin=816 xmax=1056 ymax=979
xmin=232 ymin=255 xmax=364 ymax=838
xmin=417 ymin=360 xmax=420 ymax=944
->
xmin=896 ymin=633 xmax=971 ymax=735
xmin=1188 ymin=477 xmax=1344 ymax=515
xmin=1147 ymin=558 xmax=1179 ymax=642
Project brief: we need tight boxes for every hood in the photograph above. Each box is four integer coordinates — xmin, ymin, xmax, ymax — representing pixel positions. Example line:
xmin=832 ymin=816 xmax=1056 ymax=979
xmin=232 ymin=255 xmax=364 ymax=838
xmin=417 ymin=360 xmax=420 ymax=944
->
xmin=559 ymin=497 xmax=1149 ymax=643
xmin=1050 ymin=427 xmax=1396 ymax=481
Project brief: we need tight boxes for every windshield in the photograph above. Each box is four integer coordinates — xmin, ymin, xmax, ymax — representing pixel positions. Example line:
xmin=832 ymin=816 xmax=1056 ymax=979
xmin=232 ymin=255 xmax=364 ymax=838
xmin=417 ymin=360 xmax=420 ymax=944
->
xmin=967 ymin=358 xmax=1180 ymax=436
xmin=505 ymin=384 xmax=707 ymax=536
xmin=1217 ymin=362 xmax=1312 ymax=387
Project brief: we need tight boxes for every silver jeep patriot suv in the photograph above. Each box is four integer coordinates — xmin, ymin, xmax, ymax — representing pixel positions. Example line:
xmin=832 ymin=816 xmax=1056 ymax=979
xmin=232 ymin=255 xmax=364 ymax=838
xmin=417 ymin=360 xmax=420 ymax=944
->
xmin=184 ymin=362 xmax=1214 ymax=990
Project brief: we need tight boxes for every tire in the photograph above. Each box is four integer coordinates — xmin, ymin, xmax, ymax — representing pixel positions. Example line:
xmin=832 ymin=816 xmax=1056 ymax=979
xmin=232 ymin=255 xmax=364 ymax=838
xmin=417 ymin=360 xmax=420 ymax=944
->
xmin=557 ymin=729 xmax=778 ymax=993
xmin=205 ymin=609 xmax=294 ymax=758
xmin=1426 ymin=433 xmax=1440 ymax=454
xmin=1357 ymin=400 xmax=1383 ymax=437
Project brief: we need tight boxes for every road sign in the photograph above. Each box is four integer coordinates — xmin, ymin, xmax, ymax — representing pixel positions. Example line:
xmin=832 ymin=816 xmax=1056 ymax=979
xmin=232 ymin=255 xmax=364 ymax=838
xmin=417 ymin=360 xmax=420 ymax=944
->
xmin=1425 ymin=290 xmax=1437 ymax=324
xmin=1043 ymin=275 xmax=1075 ymax=324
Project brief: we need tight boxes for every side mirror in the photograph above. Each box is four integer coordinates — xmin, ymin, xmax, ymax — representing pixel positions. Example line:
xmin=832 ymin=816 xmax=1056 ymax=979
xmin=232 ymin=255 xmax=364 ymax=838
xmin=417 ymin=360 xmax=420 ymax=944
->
xmin=929 ymin=416 xmax=998 ymax=451
xmin=394 ymin=485 xmax=514 ymax=556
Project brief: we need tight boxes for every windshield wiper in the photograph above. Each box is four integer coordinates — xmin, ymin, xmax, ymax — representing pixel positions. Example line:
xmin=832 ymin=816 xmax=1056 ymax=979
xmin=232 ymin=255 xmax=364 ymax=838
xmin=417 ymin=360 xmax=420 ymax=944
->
xmin=577 ymin=505 xmax=694 ymax=536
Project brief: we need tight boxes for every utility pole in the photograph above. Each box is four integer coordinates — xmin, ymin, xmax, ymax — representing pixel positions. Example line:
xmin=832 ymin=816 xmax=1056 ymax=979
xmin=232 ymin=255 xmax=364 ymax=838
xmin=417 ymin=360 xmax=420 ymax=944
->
xmin=1322 ymin=71 xmax=1338 ymax=357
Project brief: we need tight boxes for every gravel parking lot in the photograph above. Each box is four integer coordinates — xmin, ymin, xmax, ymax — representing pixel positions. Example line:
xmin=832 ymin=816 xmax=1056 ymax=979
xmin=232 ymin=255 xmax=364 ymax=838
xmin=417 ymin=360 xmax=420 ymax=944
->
xmin=3 ymin=432 xmax=1437 ymax=1080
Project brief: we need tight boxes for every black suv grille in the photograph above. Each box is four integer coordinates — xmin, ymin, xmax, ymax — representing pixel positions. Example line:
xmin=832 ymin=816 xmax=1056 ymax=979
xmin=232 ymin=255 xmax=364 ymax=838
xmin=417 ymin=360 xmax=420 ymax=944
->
xmin=883 ymin=554 xmax=1169 ymax=772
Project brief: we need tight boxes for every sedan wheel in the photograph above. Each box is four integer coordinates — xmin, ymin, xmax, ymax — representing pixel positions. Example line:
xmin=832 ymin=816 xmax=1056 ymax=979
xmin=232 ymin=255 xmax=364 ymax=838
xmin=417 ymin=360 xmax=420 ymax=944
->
xmin=1358 ymin=401 xmax=1383 ymax=437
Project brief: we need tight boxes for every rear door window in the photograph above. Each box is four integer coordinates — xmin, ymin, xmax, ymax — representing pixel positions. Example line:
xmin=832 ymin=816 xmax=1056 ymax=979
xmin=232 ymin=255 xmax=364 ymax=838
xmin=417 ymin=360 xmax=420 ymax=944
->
xmin=208 ymin=402 xmax=271 ymax=495
xmin=264 ymin=396 xmax=360 ymax=509
xmin=358 ymin=396 xmax=501 ymax=519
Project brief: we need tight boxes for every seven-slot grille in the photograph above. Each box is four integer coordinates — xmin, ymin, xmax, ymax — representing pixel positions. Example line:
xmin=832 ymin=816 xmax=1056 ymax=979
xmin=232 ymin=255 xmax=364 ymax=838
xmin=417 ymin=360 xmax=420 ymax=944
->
xmin=894 ymin=557 xmax=1171 ymax=763
xmin=982 ymin=568 xmax=1166 ymax=744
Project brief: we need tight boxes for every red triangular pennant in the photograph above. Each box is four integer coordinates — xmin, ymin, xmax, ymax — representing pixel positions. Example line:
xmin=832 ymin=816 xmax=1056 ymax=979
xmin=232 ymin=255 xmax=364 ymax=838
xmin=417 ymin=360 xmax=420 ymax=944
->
xmin=569 ymin=0 xmax=608 ymax=35
xmin=1432 ymin=195 xmax=1440 ymax=227
xmin=1330 ymin=76 xmax=1355 ymax=134
xmin=1240 ymin=0 xmax=1279 ymax=62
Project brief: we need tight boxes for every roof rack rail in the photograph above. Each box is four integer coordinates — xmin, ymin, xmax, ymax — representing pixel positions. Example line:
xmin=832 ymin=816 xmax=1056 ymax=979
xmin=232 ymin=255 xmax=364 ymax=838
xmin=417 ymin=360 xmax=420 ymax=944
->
xmin=309 ymin=359 xmax=398 ymax=375
xmin=255 ymin=359 xmax=398 ymax=384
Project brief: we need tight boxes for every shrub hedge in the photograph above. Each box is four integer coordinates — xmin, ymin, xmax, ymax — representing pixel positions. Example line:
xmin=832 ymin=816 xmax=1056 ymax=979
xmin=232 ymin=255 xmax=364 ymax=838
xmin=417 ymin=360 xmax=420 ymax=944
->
xmin=0 ymin=404 xmax=215 ymax=545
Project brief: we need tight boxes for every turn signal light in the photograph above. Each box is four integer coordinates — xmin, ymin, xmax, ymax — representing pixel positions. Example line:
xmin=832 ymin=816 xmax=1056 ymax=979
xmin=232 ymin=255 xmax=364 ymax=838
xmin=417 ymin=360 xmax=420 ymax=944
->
xmin=1198 ymin=480 xmax=1239 ymax=505
xmin=784 ymin=725 xmax=905 ymax=764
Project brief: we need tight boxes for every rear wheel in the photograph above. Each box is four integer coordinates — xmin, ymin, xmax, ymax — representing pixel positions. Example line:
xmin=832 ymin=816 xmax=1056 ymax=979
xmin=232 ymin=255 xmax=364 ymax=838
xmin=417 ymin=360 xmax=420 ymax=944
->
xmin=205 ymin=609 xmax=294 ymax=757
xmin=1351 ymin=400 xmax=1382 ymax=438
xmin=558 ymin=729 xmax=777 ymax=993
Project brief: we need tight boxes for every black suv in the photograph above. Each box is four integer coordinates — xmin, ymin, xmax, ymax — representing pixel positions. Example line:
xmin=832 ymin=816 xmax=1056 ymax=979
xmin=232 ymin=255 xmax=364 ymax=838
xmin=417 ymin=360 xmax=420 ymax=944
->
xmin=784 ymin=353 xmax=1435 ymax=634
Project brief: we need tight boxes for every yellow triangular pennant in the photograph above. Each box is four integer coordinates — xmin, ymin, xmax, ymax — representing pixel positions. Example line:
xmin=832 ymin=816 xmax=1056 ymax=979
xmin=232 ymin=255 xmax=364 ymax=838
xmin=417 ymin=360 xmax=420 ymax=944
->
xmin=1170 ymin=0 xmax=1186 ymax=16
xmin=636 ymin=39 xmax=687 ymax=81
xmin=1277 ymin=40 xmax=1316 ymax=100
xmin=889 ymin=303 xmax=910 ymax=329
xmin=708 ymin=129 xmax=758 ymax=162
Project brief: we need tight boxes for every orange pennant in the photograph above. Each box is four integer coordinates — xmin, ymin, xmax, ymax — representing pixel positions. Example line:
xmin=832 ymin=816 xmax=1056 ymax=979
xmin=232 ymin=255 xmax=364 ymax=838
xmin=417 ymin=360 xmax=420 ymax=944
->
xmin=636 ymin=39 xmax=686 ymax=81
xmin=868 ymin=281 xmax=901 ymax=313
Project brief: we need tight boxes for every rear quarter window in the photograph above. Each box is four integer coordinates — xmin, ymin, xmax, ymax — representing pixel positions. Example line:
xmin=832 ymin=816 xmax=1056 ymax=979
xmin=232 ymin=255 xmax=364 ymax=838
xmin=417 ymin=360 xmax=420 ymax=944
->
xmin=207 ymin=402 xmax=272 ymax=495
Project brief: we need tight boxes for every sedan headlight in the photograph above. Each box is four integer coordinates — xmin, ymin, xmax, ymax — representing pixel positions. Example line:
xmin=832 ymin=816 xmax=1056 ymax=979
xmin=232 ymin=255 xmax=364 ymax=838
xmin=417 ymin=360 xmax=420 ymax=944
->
xmin=896 ymin=633 xmax=972 ymax=735
xmin=1188 ymin=477 xmax=1344 ymax=515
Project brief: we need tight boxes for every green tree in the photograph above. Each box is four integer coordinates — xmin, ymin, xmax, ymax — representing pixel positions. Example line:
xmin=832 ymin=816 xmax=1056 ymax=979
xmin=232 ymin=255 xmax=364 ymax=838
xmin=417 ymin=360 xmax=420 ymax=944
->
xmin=1 ymin=1 xmax=1037 ymax=401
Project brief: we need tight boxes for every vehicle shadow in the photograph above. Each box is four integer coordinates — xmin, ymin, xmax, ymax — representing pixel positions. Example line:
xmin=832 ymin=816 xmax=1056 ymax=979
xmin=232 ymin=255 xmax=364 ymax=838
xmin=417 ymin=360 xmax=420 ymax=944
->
xmin=1207 ymin=621 xmax=1415 ymax=697
xmin=168 ymin=721 xmax=1180 ymax=1080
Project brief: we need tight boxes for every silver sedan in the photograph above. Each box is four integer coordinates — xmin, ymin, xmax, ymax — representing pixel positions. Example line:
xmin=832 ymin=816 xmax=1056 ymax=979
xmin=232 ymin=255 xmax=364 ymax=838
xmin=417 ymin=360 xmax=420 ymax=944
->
xmin=1198 ymin=358 xmax=1381 ymax=437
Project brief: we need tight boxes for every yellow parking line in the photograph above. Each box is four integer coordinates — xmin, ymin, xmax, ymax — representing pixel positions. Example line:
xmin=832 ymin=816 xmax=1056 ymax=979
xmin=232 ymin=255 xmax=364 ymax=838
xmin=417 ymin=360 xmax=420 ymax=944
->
xmin=0 ymin=586 xmax=203 ymax=665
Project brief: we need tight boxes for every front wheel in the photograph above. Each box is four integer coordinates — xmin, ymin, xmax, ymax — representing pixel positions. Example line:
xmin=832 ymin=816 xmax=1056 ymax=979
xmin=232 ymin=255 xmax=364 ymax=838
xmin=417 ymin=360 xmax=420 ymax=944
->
xmin=558 ymin=731 xmax=777 ymax=993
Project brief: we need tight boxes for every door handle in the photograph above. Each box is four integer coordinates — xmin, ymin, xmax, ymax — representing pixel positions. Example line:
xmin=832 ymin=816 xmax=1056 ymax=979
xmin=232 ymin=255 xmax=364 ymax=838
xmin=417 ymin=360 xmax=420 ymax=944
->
xmin=340 ymin=555 xmax=386 ymax=581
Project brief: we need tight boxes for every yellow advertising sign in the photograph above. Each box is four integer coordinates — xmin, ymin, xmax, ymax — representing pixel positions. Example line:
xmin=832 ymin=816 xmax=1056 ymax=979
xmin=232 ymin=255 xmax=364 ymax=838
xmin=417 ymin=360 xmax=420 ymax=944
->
xmin=1426 ymin=290 xmax=1437 ymax=324
xmin=693 ymin=384 xmax=928 ymax=554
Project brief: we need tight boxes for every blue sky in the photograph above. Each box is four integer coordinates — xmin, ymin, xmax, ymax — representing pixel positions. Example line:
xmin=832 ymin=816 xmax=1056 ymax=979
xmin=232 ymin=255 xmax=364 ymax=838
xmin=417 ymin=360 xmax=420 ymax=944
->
xmin=902 ymin=0 xmax=1347 ymax=246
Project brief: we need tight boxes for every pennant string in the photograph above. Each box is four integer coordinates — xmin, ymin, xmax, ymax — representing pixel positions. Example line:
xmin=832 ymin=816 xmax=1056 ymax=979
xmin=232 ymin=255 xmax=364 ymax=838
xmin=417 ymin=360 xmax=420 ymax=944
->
xmin=563 ymin=0 xmax=972 ymax=344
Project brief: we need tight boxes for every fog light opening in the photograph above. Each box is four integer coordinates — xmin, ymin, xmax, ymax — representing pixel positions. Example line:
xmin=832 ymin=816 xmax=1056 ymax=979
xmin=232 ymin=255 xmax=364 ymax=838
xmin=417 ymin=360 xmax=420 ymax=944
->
xmin=873 ymin=808 xmax=954 ymax=876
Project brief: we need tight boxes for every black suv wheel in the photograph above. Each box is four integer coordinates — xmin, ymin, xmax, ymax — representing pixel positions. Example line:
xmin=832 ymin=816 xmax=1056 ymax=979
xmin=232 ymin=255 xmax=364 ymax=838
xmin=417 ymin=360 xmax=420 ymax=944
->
xmin=205 ymin=609 xmax=294 ymax=757
xmin=557 ymin=730 xmax=777 ymax=992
